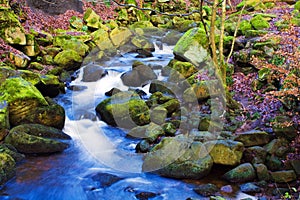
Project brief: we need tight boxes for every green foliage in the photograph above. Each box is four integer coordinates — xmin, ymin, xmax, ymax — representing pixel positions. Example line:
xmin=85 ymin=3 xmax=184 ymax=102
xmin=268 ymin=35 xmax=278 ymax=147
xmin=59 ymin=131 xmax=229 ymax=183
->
xmin=268 ymin=55 xmax=285 ymax=66
xmin=250 ymin=15 xmax=270 ymax=30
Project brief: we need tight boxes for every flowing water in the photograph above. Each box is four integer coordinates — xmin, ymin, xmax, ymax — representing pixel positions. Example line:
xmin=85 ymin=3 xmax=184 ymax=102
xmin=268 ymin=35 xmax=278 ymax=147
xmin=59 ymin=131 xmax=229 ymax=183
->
xmin=0 ymin=42 xmax=256 ymax=200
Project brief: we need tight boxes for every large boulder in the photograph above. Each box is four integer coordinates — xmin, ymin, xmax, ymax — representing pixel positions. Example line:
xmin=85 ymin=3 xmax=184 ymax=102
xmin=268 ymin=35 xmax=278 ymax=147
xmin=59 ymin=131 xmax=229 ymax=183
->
xmin=142 ymin=135 xmax=213 ymax=179
xmin=110 ymin=27 xmax=132 ymax=47
xmin=164 ymin=59 xmax=198 ymax=82
xmin=54 ymin=50 xmax=83 ymax=71
xmin=95 ymin=91 xmax=150 ymax=129
xmin=53 ymin=36 xmax=89 ymax=56
xmin=173 ymin=27 xmax=211 ymax=68
xmin=0 ymin=78 xmax=65 ymax=129
xmin=0 ymin=153 xmax=15 ymax=185
xmin=4 ymin=124 xmax=71 ymax=154
xmin=0 ymin=9 xmax=26 ymax=45
xmin=91 ymin=29 xmax=114 ymax=51
xmin=205 ymin=140 xmax=244 ymax=166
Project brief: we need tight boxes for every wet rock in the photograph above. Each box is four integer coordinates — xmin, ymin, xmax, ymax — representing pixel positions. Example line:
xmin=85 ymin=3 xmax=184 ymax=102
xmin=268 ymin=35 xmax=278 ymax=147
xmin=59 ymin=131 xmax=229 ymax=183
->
xmin=162 ymin=123 xmax=177 ymax=136
xmin=254 ymin=163 xmax=270 ymax=181
xmin=149 ymin=80 xmax=179 ymax=96
xmin=0 ymin=144 xmax=25 ymax=162
xmin=159 ymin=99 xmax=180 ymax=116
xmin=240 ymin=183 xmax=261 ymax=194
xmin=95 ymin=91 xmax=150 ymax=129
xmin=54 ymin=50 xmax=83 ymax=71
xmin=173 ymin=27 xmax=210 ymax=67
xmin=234 ymin=130 xmax=270 ymax=147
xmin=35 ymin=75 xmax=64 ymax=98
xmin=220 ymin=185 xmax=233 ymax=193
xmin=270 ymin=170 xmax=297 ymax=183
xmin=136 ymin=139 xmax=151 ymax=153
xmin=82 ymin=63 xmax=107 ymax=82
xmin=0 ymin=153 xmax=15 ymax=185
xmin=121 ymin=63 xmax=157 ymax=87
xmin=194 ymin=183 xmax=218 ymax=197
xmin=4 ymin=123 xmax=71 ymax=154
xmin=90 ymin=172 xmax=123 ymax=187
xmin=105 ymin=88 xmax=122 ymax=96
xmin=222 ymin=163 xmax=256 ymax=183
xmin=135 ymin=191 xmax=158 ymax=200
xmin=205 ymin=140 xmax=244 ymax=166
xmin=243 ymin=146 xmax=267 ymax=164
xmin=150 ymin=106 xmax=167 ymax=125
xmin=143 ymin=135 xmax=213 ymax=179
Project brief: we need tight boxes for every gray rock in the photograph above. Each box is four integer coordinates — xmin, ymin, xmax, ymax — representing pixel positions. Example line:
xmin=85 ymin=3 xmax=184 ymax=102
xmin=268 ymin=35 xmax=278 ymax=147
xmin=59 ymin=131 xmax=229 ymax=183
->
xmin=234 ymin=130 xmax=270 ymax=147
xmin=240 ymin=183 xmax=262 ymax=194
xmin=270 ymin=170 xmax=297 ymax=183
xmin=194 ymin=183 xmax=218 ymax=197
xmin=222 ymin=163 xmax=256 ymax=183
xmin=82 ymin=63 xmax=107 ymax=82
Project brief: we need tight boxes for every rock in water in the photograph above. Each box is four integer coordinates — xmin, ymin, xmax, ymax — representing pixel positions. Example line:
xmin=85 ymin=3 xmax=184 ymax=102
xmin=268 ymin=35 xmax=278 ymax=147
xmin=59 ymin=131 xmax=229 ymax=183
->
xmin=82 ymin=63 xmax=108 ymax=82
xmin=4 ymin=124 xmax=71 ymax=154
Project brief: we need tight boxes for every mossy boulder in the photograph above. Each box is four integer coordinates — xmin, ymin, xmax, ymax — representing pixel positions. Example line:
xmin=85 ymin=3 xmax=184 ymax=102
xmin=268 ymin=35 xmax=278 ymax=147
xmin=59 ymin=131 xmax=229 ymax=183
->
xmin=0 ymin=153 xmax=15 ymax=185
xmin=131 ymin=35 xmax=155 ymax=51
xmin=91 ymin=29 xmax=115 ymax=51
xmin=243 ymin=146 xmax=267 ymax=164
xmin=173 ymin=27 xmax=210 ymax=67
xmin=53 ymin=36 xmax=89 ymax=56
xmin=239 ymin=20 xmax=253 ymax=35
xmin=254 ymin=163 xmax=271 ymax=181
xmin=166 ymin=60 xmax=198 ymax=82
xmin=53 ymin=50 xmax=83 ymax=70
xmin=250 ymin=15 xmax=270 ymax=30
xmin=183 ymin=80 xmax=223 ymax=102
xmin=173 ymin=18 xmax=197 ymax=32
xmin=142 ymin=135 xmax=213 ymax=179
xmin=95 ymin=91 xmax=150 ymax=129
xmin=83 ymin=8 xmax=101 ymax=29
xmin=205 ymin=140 xmax=244 ymax=166
xmin=234 ymin=130 xmax=270 ymax=147
xmin=0 ymin=9 xmax=26 ymax=45
xmin=0 ymin=101 xmax=9 ymax=141
xmin=4 ymin=124 xmax=71 ymax=154
xmin=222 ymin=163 xmax=256 ymax=182
xmin=110 ymin=27 xmax=132 ymax=47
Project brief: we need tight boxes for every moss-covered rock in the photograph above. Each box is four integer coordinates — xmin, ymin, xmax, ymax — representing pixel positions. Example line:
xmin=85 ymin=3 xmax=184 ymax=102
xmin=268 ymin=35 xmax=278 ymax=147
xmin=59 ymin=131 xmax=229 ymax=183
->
xmin=95 ymin=91 xmax=150 ymax=129
xmin=243 ymin=146 xmax=267 ymax=164
xmin=239 ymin=20 xmax=253 ymax=35
xmin=0 ymin=9 xmax=26 ymax=45
xmin=205 ymin=140 xmax=244 ymax=166
xmin=83 ymin=8 xmax=101 ymax=29
xmin=53 ymin=36 xmax=89 ymax=57
xmin=4 ymin=124 xmax=70 ymax=154
xmin=0 ymin=144 xmax=24 ymax=162
xmin=110 ymin=27 xmax=132 ymax=47
xmin=53 ymin=50 xmax=83 ymax=70
xmin=173 ymin=28 xmax=210 ymax=67
xmin=0 ymin=152 xmax=15 ymax=185
xmin=142 ymin=135 xmax=213 ymax=179
xmin=254 ymin=163 xmax=270 ymax=181
xmin=272 ymin=116 xmax=298 ymax=141
xmin=173 ymin=18 xmax=197 ymax=32
xmin=91 ymin=28 xmax=115 ymax=51
xmin=183 ymin=80 xmax=223 ymax=102
xmin=129 ymin=21 xmax=154 ymax=30
xmin=131 ymin=35 xmax=155 ymax=51
xmin=270 ymin=170 xmax=297 ymax=183
xmin=0 ymin=101 xmax=9 ymax=141
xmin=222 ymin=163 xmax=256 ymax=182
xmin=234 ymin=130 xmax=270 ymax=147
xmin=166 ymin=60 xmax=198 ymax=82
xmin=250 ymin=15 xmax=270 ymax=30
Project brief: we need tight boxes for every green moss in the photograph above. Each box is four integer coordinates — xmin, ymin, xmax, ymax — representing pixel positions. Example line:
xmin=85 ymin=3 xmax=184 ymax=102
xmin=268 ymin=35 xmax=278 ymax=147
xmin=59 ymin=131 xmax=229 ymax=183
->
xmin=0 ymin=153 xmax=15 ymax=185
xmin=0 ymin=77 xmax=48 ymax=106
xmin=295 ymin=1 xmax=300 ymax=11
xmin=239 ymin=20 xmax=252 ymax=35
xmin=53 ymin=50 xmax=83 ymax=70
xmin=250 ymin=15 xmax=270 ymax=30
